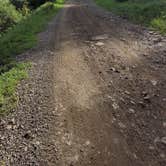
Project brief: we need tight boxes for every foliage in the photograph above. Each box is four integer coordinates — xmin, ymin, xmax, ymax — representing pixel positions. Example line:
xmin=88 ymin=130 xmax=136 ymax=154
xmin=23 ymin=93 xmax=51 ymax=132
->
xmin=0 ymin=0 xmax=64 ymax=114
xmin=28 ymin=0 xmax=55 ymax=9
xmin=95 ymin=0 xmax=166 ymax=34
xmin=0 ymin=0 xmax=22 ymax=32
xmin=10 ymin=0 xmax=27 ymax=9
xmin=0 ymin=0 xmax=64 ymax=66
xmin=10 ymin=0 xmax=55 ymax=9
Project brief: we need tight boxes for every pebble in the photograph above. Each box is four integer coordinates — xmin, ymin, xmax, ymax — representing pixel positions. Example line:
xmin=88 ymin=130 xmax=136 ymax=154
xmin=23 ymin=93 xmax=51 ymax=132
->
xmin=112 ymin=102 xmax=119 ymax=110
xmin=24 ymin=147 xmax=28 ymax=152
xmin=6 ymin=125 xmax=12 ymax=130
xmin=125 ymin=91 xmax=130 ymax=95
xmin=160 ymin=137 xmax=166 ymax=145
xmin=85 ymin=140 xmax=90 ymax=146
xmin=95 ymin=42 xmax=104 ymax=46
xmin=128 ymin=108 xmax=135 ymax=114
xmin=143 ymin=95 xmax=151 ymax=103
xmin=163 ymin=122 xmax=166 ymax=128
xmin=149 ymin=145 xmax=155 ymax=150
xmin=35 ymin=141 xmax=40 ymax=145
xmin=151 ymin=80 xmax=158 ymax=86
xmin=118 ymin=122 xmax=126 ymax=129
xmin=160 ymin=153 xmax=165 ymax=158
xmin=162 ymin=98 xmax=166 ymax=101
xmin=92 ymin=34 xmax=108 ymax=41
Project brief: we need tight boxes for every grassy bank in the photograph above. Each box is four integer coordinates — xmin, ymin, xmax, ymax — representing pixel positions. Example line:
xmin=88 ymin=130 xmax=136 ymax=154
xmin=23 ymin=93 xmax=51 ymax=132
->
xmin=0 ymin=0 xmax=64 ymax=114
xmin=95 ymin=0 xmax=166 ymax=34
xmin=0 ymin=63 xmax=30 ymax=115
xmin=0 ymin=0 xmax=64 ymax=66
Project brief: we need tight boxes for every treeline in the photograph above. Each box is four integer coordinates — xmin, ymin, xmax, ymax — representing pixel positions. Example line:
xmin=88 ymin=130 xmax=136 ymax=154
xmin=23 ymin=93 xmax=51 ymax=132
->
xmin=0 ymin=0 xmax=54 ymax=33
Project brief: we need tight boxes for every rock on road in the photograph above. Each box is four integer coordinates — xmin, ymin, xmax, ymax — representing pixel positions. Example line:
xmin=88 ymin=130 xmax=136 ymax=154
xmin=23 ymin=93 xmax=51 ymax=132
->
xmin=0 ymin=0 xmax=166 ymax=165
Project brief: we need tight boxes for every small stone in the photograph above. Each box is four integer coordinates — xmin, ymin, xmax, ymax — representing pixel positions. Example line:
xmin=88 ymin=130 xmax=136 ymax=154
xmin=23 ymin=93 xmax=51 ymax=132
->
xmin=35 ymin=141 xmax=40 ymax=145
xmin=143 ymin=95 xmax=151 ymax=103
xmin=110 ymin=67 xmax=116 ymax=72
xmin=66 ymin=141 xmax=72 ymax=146
xmin=125 ymin=91 xmax=130 ymax=95
xmin=151 ymin=80 xmax=157 ymax=86
xmin=92 ymin=34 xmax=108 ymax=41
xmin=120 ymin=38 xmax=126 ymax=42
xmin=6 ymin=125 xmax=12 ymax=130
xmin=80 ymin=149 xmax=84 ymax=153
xmin=130 ymin=100 xmax=136 ymax=105
xmin=160 ymin=137 xmax=166 ymax=145
xmin=95 ymin=42 xmax=104 ymax=46
xmin=118 ymin=122 xmax=126 ymax=129
xmin=133 ymin=153 xmax=138 ymax=159
xmin=85 ymin=140 xmax=90 ymax=146
xmin=112 ymin=102 xmax=119 ymax=110
xmin=128 ymin=108 xmax=135 ymax=114
xmin=24 ymin=147 xmax=28 ymax=151
xmin=149 ymin=145 xmax=155 ymax=150
xmin=98 ymin=151 xmax=101 ymax=154
xmin=154 ymin=137 xmax=160 ymax=143
xmin=138 ymin=101 xmax=146 ymax=108
xmin=1 ymin=136 xmax=5 ymax=140
xmin=160 ymin=153 xmax=165 ymax=158
xmin=163 ymin=122 xmax=166 ymax=128
xmin=162 ymin=98 xmax=166 ymax=101
xmin=11 ymin=118 xmax=15 ymax=124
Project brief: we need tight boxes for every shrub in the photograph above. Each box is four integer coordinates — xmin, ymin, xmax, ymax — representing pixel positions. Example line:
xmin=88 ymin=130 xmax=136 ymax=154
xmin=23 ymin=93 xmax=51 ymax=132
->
xmin=0 ymin=0 xmax=64 ymax=66
xmin=10 ymin=0 xmax=27 ymax=9
xmin=0 ymin=0 xmax=22 ymax=32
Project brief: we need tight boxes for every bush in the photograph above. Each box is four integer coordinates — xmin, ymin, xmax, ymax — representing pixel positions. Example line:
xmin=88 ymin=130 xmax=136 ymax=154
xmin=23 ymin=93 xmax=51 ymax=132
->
xmin=10 ymin=0 xmax=27 ymax=9
xmin=0 ymin=0 xmax=64 ymax=66
xmin=0 ymin=0 xmax=22 ymax=32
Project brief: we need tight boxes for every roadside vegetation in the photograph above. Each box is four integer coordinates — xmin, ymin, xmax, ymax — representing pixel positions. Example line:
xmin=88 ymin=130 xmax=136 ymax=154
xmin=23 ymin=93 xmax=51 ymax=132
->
xmin=95 ymin=0 xmax=166 ymax=34
xmin=0 ymin=0 xmax=64 ymax=114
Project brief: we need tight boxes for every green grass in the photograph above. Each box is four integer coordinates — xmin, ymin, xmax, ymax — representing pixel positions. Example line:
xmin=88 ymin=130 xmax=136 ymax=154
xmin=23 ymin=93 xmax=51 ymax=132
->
xmin=0 ymin=0 xmax=64 ymax=66
xmin=0 ymin=0 xmax=22 ymax=32
xmin=0 ymin=63 xmax=30 ymax=115
xmin=95 ymin=0 xmax=166 ymax=34
xmin=0 ymin=0 xmax=64 ymax=114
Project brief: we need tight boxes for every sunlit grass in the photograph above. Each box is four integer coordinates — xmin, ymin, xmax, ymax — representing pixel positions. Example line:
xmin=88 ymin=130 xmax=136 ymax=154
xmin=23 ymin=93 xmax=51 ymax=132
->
xmin=0 ymin=63 xmax=30 ymax=115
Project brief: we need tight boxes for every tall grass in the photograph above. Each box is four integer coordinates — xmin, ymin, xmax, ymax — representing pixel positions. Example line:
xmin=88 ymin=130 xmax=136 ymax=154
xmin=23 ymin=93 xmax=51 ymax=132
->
xmin=95 ymin=0 xmax=166 ymax=34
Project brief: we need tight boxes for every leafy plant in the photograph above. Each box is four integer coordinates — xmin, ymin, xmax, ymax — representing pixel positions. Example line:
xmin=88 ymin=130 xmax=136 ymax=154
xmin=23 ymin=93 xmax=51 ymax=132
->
xmin=0 ymin=0 xmax=64 ymax=66
xmin=0 ymin=0 xmax=22 ymax=32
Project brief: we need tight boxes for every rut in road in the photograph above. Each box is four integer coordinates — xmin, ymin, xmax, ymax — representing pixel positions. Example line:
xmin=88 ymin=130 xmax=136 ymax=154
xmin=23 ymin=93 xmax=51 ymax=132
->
xmin=1 ymin=0 xmax=166 ymax=165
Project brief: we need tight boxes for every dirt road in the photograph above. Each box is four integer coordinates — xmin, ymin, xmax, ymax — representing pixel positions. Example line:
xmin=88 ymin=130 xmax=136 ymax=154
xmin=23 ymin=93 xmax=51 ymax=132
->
xmin=0 ymin=0 xmax=166 ymax=165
